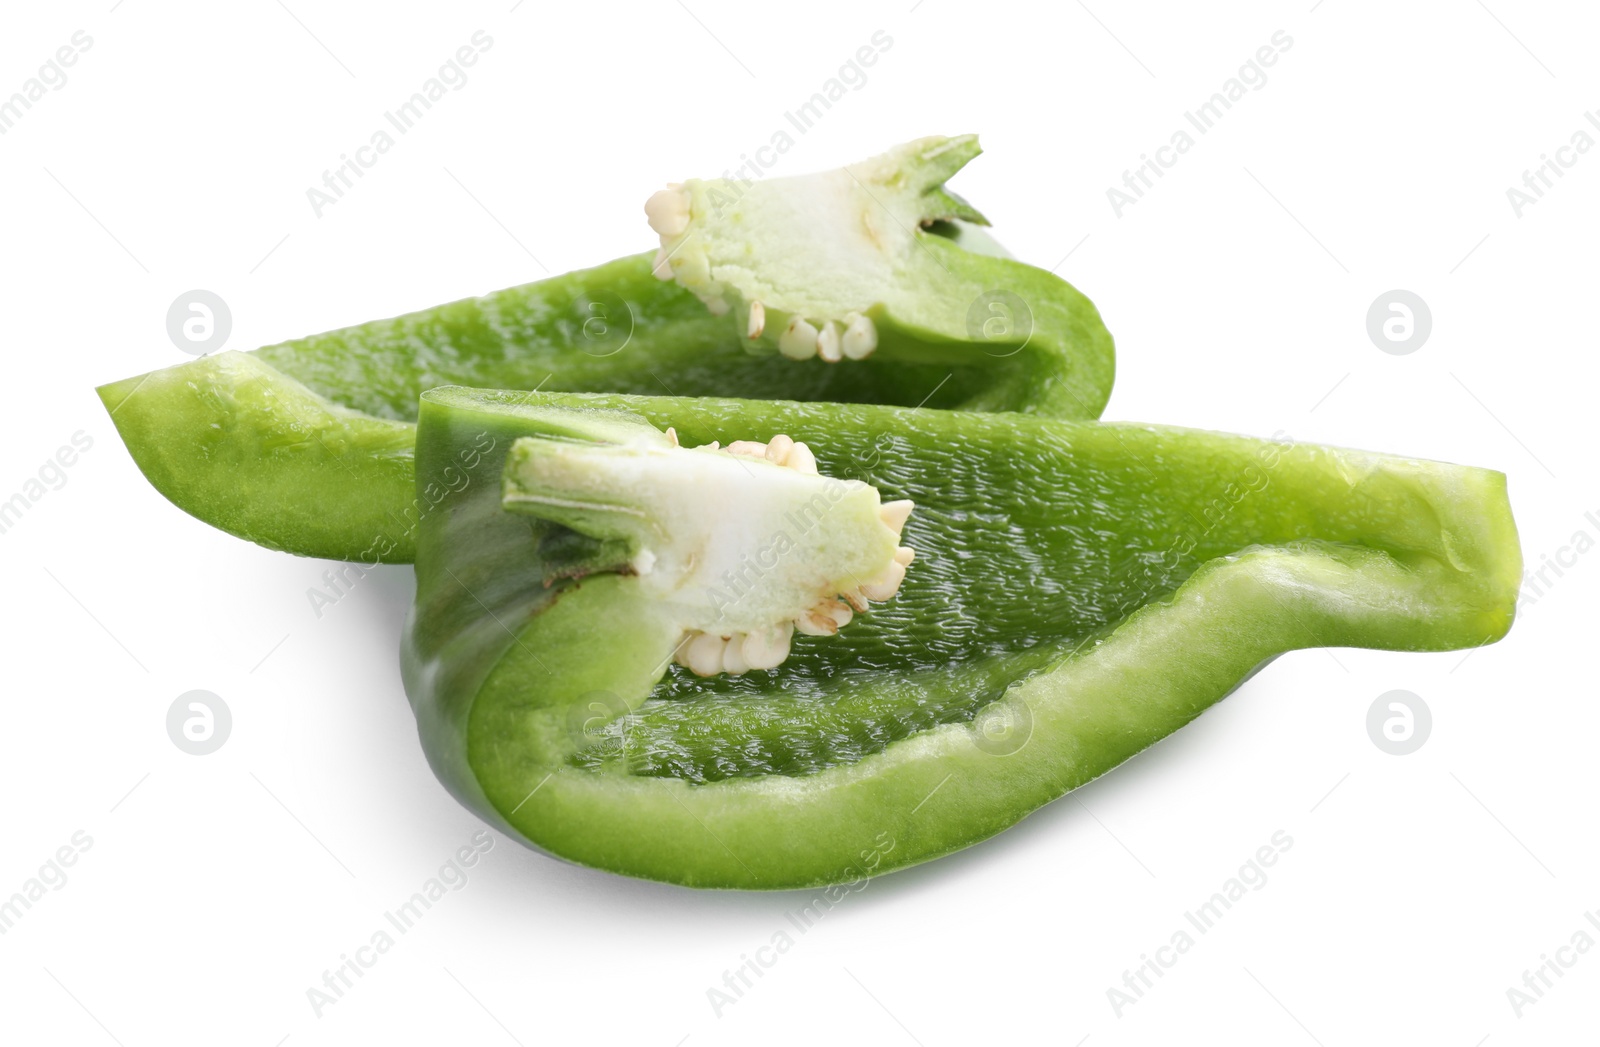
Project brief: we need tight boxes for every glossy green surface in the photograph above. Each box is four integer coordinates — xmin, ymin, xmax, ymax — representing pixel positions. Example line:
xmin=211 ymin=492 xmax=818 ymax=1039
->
xmin=402 ymin=389 xmax=1520 ymax=889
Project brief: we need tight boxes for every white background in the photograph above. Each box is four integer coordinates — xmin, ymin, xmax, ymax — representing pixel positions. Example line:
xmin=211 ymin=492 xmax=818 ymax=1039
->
xmin=1 ymin=0 xmax=1594 ymax=1043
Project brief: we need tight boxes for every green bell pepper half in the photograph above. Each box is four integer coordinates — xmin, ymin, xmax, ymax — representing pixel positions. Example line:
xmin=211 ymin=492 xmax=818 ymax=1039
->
xmin=401 ymin=388 xmax=1520 ymax=890
xmin=95 ymin=136 xmax=1114 ymax=564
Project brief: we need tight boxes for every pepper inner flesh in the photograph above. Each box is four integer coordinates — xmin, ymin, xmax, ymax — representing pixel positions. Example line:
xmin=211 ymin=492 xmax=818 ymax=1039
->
xmin=451 ymin=392 xmax=1516 ymax=785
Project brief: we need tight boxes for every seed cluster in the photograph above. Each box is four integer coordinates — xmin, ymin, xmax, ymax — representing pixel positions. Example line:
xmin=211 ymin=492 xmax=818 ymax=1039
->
xmin=669 ymin=433 xmax=915 ymax=678
xmin=645 ymin=185 xmax=881 ymax=362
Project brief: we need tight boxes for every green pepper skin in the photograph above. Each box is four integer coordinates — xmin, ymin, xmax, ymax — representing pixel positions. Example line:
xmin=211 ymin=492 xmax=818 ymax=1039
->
xmin=402 ymin=389 xmax=1520 ymax=890
xmin=96 ymin=139 xmax=1114 ymax=564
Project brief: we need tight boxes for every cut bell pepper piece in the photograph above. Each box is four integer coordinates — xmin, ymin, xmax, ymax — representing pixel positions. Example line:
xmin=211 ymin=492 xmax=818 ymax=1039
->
xmin=96 ymin=136 xmax=1113 ymax=563
xmin=402 ymin=389 xmax=1520 ymax=890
